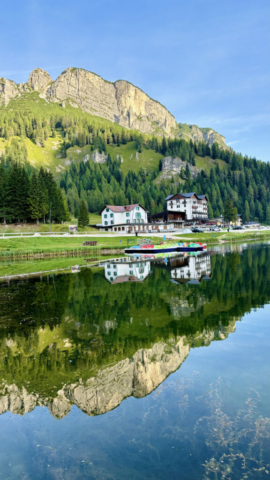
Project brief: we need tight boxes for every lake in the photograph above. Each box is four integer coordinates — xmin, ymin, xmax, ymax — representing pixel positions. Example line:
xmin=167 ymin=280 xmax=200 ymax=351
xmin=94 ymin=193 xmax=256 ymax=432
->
xmin=0 ymin=242 xmax=269 ymax=479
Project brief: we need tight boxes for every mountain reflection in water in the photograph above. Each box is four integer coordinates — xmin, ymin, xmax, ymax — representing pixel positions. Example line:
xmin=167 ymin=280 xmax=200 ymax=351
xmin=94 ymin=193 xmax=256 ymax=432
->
xmin=0 ymin=245 xmax=269 ymax=421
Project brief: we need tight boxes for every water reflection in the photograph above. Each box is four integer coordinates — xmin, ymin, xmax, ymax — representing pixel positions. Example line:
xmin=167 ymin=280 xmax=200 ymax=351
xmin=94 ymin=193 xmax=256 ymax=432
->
xmin=103 ymin=258 xmax=151 ymax=283
xmin=0 ymin=245 xmax=269 ymax=423
xmin=170 ymin=252 xmax=212 ymax=284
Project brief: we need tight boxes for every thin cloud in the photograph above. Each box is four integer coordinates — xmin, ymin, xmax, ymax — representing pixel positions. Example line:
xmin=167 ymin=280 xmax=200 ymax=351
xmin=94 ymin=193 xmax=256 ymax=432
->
xmin=227 ymin=138 xmax=248 ymax=146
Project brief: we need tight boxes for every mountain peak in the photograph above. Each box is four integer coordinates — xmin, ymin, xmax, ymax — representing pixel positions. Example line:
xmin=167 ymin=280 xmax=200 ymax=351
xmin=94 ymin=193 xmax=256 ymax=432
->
xmin=27 ymin=68 xmax=52 ymax=91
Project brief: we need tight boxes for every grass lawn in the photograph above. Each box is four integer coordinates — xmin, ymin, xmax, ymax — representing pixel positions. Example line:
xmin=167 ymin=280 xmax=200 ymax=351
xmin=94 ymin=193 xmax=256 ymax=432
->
xmin=176 ymin=230 xmax=270 ymax=244
xmin=0 ymin=235 xmax=138 ymax=256
xmin=0 ymin=254 xmax=118 ymax=278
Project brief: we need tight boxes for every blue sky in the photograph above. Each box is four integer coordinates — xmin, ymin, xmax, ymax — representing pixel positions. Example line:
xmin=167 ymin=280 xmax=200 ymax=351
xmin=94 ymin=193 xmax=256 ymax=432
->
xmin=1 ymin=0 xmax=269 ymax=161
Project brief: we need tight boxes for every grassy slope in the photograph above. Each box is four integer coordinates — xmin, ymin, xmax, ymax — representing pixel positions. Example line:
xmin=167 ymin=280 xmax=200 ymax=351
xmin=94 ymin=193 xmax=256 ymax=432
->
xmin=107 ymin=142 xmax=163 ymax=174
xmin=195 ymin=155 xmax=229 ymax=174
xmin=64 ymin=142 xmax=163 ymax=175
xmin=1 ymin=91 xmax=229 ymax=177
xmin=0 ymin=215 xmax=101 ymax=233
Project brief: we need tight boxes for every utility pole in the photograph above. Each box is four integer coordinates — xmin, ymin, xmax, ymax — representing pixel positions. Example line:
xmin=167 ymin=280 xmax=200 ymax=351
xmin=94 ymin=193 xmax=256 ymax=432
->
xmin=49 ymin=202 xmax=52 ymax=233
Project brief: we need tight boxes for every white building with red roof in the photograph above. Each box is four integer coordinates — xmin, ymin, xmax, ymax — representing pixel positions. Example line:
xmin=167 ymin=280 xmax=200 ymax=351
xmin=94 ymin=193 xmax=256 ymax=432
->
xmin=100 ymin=204 xmax=148 ymax=227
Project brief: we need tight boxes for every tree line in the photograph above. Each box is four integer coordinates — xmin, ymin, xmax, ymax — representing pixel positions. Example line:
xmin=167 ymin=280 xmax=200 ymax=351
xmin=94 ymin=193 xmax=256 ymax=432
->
xmin=1 ymin=100 xmax=270 ymax=224
xmin=60 ymin=149 xmax=270 ymax=224
xmin=0 ymin=161 xmax=69 ymax=224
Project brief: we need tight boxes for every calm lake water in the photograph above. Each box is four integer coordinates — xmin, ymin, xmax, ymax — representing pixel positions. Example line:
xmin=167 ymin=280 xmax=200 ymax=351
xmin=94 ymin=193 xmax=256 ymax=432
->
xmin=0 ymin=243 xmax=269 ymax=479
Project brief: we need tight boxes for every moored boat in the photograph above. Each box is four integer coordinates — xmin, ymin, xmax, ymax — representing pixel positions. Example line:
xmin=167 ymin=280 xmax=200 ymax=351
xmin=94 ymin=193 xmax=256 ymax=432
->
xmin=125 ymin=242 xmax=207 ymax=254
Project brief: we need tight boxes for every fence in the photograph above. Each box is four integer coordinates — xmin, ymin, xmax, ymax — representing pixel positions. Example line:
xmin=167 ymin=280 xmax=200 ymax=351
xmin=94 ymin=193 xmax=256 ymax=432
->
xmin=0 ymin=232 xmax=98 ymax=238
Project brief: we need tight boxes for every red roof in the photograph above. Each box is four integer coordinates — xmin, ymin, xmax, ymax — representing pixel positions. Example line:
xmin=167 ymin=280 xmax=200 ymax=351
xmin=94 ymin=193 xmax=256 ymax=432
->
xmin=100 ymin=204 xmax=147 ymax=214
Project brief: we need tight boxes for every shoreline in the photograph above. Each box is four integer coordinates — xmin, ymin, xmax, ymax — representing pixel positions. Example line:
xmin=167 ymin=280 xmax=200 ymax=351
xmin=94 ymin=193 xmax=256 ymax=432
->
xmin=0 ymin=231 xmax=269 ymax=260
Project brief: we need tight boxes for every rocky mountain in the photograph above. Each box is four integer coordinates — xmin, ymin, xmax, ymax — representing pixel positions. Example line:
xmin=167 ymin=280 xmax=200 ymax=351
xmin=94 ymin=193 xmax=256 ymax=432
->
xmin=0 ymin=67 xmax=227 ymax=146
xmin=178 ymin=123 xmax=226 ymax=147
xmin=159 ymin=156 xmax=202 ymax=180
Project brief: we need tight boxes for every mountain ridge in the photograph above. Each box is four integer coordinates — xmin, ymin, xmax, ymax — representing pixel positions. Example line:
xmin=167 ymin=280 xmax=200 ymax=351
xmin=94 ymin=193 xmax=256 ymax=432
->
xmin=0 ymin=67 xmax=227 ymax=147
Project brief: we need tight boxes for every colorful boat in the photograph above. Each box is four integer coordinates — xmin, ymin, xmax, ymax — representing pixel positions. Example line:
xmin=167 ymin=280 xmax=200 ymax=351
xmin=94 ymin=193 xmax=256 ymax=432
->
xmin=125 ymin=242 xmax=207 ymax=254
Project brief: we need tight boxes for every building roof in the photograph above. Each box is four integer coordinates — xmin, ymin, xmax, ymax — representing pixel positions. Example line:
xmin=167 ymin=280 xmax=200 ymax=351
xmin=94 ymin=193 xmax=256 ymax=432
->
xmin=100 ymin=203 xmax=148 ymax=214
xmin=197 ymin=194 xmax=208 ymax=200
xmin=166 ymin=192 xmax=208 ymax=201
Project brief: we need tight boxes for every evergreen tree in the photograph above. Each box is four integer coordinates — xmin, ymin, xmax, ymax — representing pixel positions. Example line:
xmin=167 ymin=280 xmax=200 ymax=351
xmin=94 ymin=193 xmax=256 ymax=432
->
xmin=38 ymin=168 xmax=49 ymax=223
xmin=265 ymin=205 xmax=270 ymax=225
xmin=223 ymin=197 xmax=237 ymax=224
xmin=78 ymin=200 xmax=89 ymax=228
xmin=243 ymin=200 xmax=250 ymax=223
xmin=28 ymin=171 xmax=42 ymax=224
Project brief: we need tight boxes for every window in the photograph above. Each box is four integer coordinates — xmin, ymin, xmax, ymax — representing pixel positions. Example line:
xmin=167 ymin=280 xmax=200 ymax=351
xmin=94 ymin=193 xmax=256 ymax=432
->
xmin=127 ymin=220 xmax=130 ymax=224
xmin=111 ymin=221 xmax=114 ymax=225
xmin=126 ymin=212 xmax=130 ymax=217
xmin=136 ymin=207 xmax=139 ymax=210
xmin=104 ymin=214 xmax=107 ymax=218
xmin=114 ymin=272 xmax=117 ymax=276
xmin=130 ymin=271 xmax=134 ymax=275
xmin=110 ymin=277 xmax=113 ymax=282
xmin=110 ymin=213 xmax=114 ymax=218
xmin=107 ymin=272 xmax=111 ymax=276
xmin=106 ymin=208 xmax=109 ymax=212
xmin=105 ymin=221 xmax=108 ymax=225
xmin=113 ymin=265 xmax=117 ymax=269
xmin=139 ymin=268 xmax=144 ymax=273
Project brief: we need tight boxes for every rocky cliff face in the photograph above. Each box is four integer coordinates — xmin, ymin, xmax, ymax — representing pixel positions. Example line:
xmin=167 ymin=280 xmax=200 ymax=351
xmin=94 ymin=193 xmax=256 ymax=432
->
xmin=0 ymin=67 xmax=228 ymax=145
xmin=0 ymin=79 xmax=20 ymax=106
xmin=27 ymin=68 xmax=52 ymax=91
xmin=160 ymin=156 xmax=201 ymax=180
xmin=178 ymin=123 xmax=226 ymax=147
xmin=44 ymin=68 xmax=176 ymax=135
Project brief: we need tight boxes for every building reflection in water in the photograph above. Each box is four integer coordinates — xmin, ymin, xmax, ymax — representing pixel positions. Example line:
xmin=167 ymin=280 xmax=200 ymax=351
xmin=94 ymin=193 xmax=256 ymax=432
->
xmin=170 ymin=252 xmax=211 ymax=284
xmin=101 ymin=252 xmax=211 ymax=285
xmin=103 ymin=258 xmax=151 ymax=283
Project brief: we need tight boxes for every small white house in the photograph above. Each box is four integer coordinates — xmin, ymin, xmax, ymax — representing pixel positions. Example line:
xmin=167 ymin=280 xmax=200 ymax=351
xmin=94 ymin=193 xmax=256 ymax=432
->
xmin=100 ymin=204 xmax=148 ymax=227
